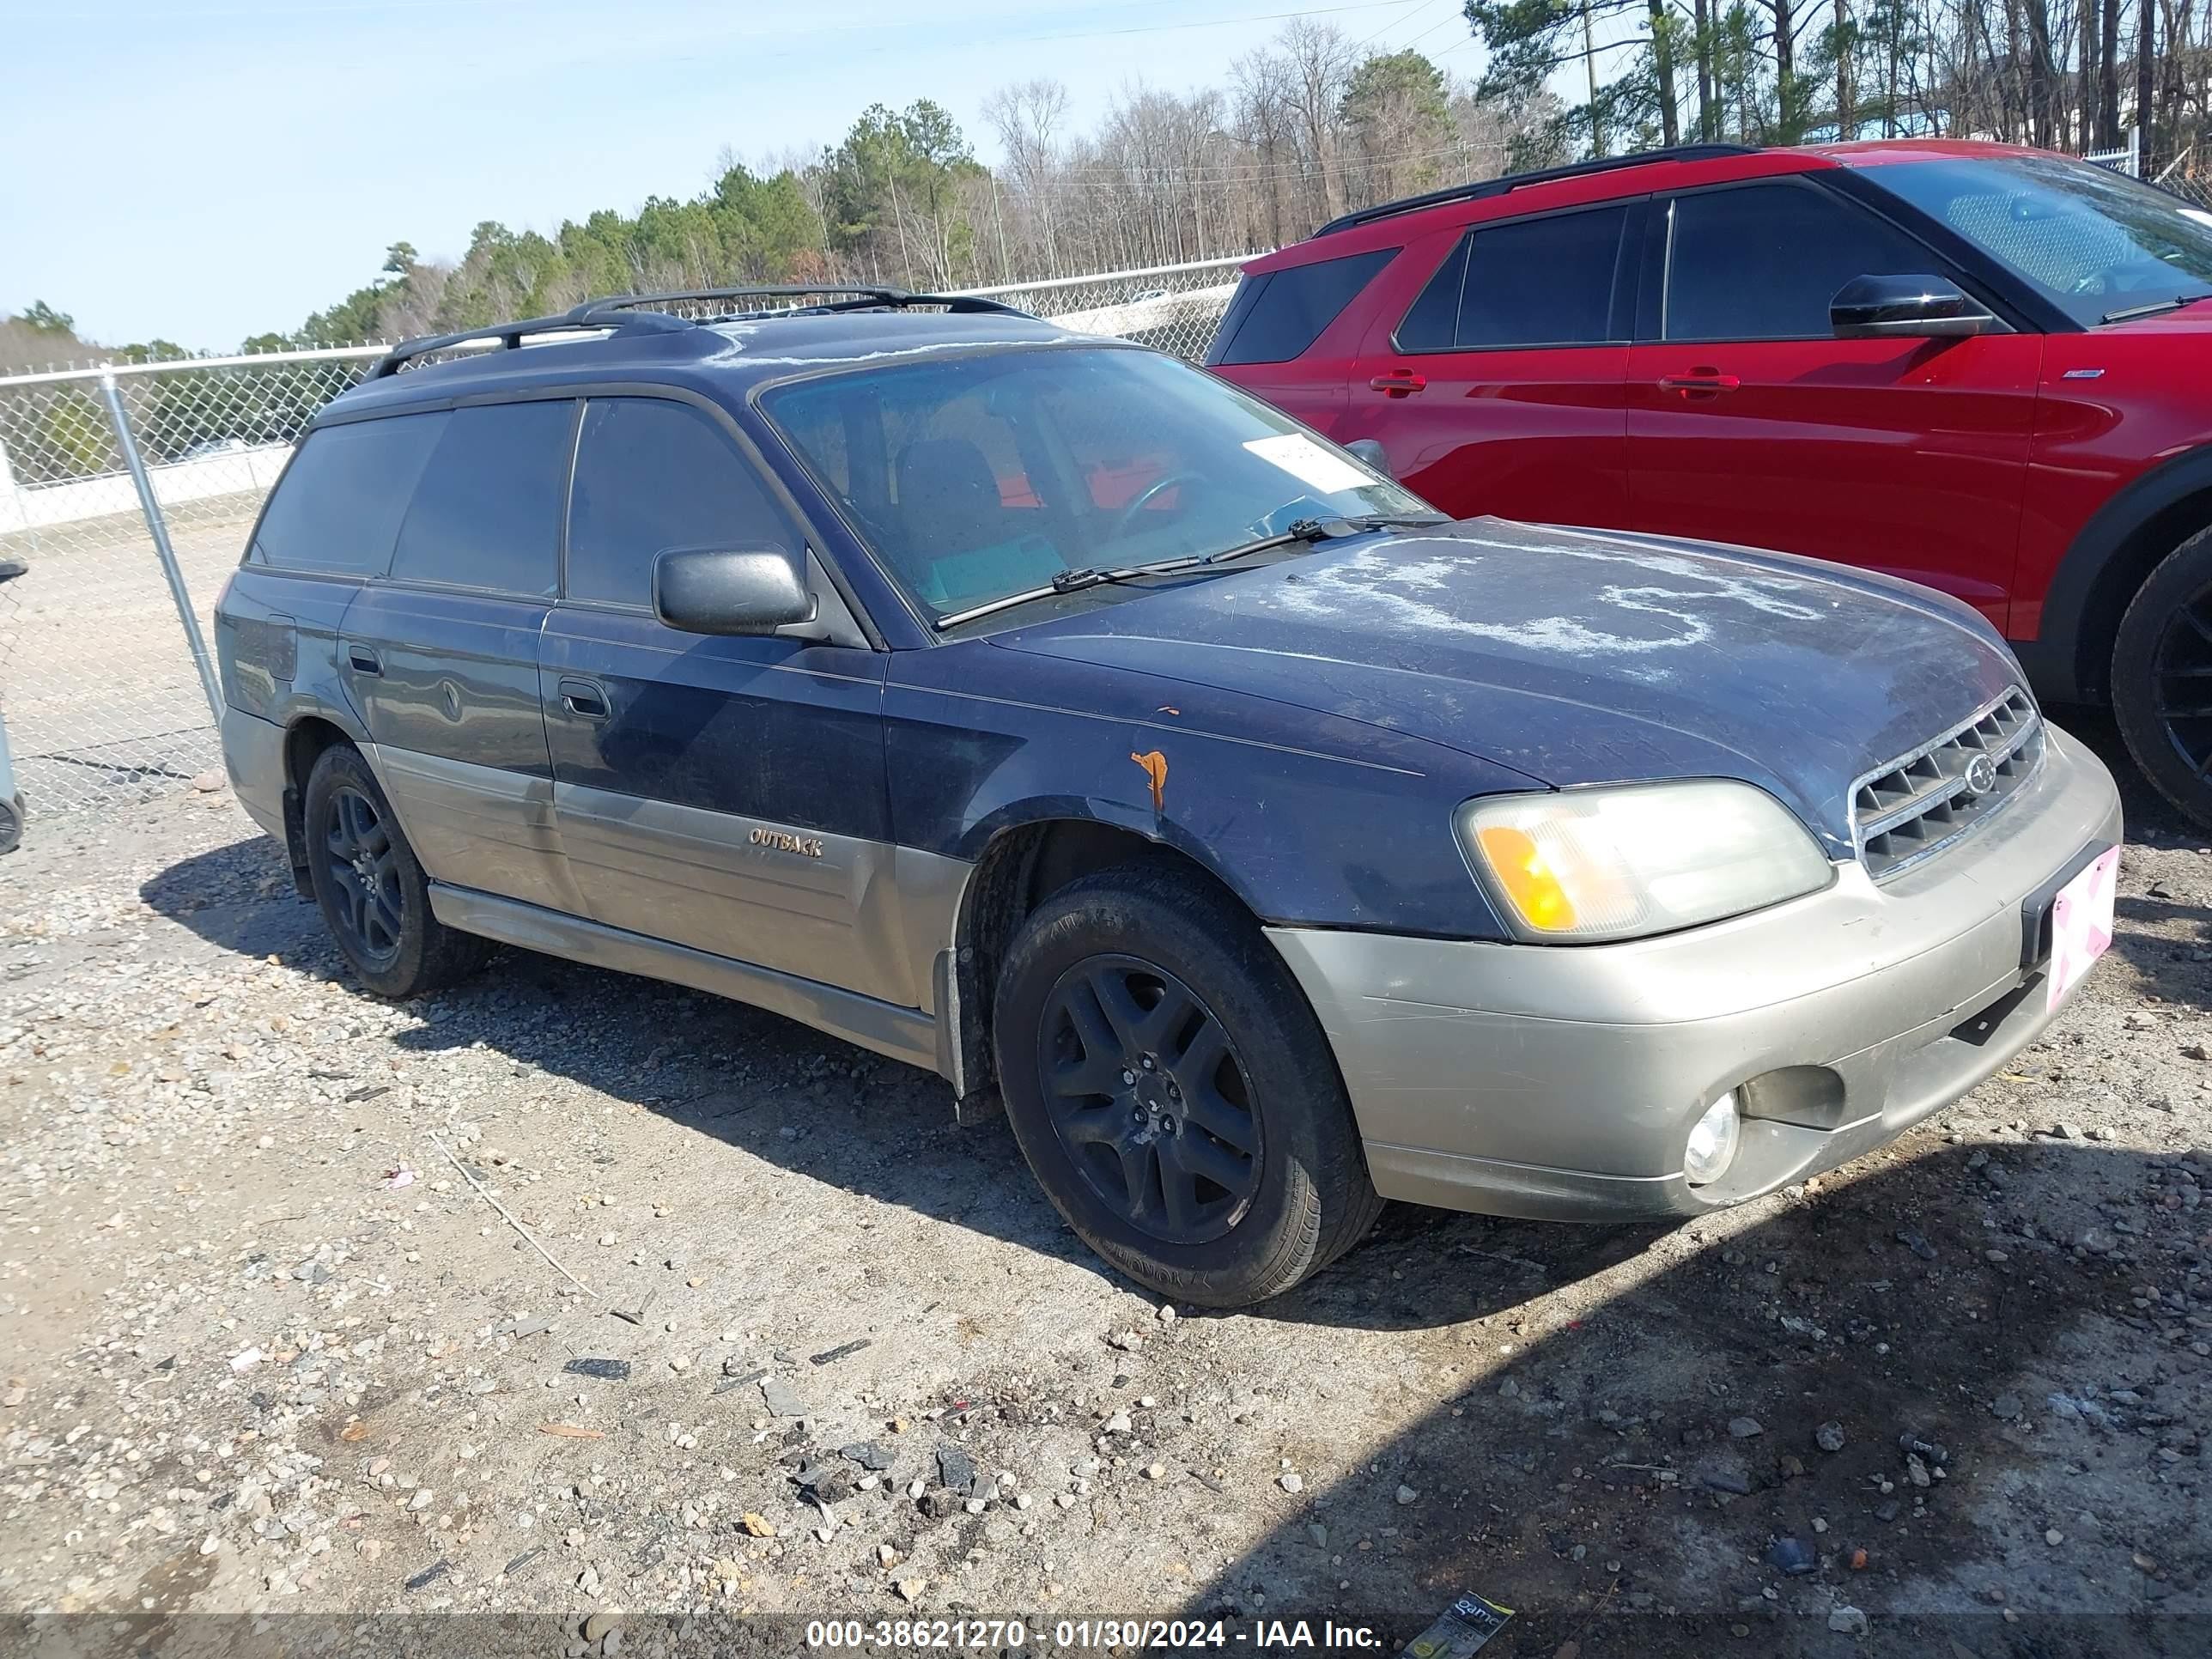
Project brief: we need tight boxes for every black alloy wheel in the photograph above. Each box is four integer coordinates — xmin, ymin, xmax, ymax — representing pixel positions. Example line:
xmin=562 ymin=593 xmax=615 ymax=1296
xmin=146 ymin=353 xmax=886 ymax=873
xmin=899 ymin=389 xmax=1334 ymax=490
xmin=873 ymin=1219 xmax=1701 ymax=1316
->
xmin=993 ymin=866 xmax=1382 ymax=1306
xmin=301 ymin=741 xmax=490 ymax=998
xmin=321 ymin=782 xmax=404 ymax=968
xmin=2148 ymin=583 xmax=2212 ymax=779
xmin=1037 ymin=955 xmax=1263 ymax=1245
xmin=2113 ymin=524 xmax=2212 ymax=830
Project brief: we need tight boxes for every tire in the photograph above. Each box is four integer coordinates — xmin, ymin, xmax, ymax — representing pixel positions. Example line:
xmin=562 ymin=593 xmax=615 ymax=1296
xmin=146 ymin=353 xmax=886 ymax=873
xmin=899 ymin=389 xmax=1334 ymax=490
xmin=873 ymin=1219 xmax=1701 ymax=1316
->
xmin=2112 ymin=524 xmax=2212 ymax=831
xmin=301 ymin=743 xmax=490 ymax=998
xmin=0 ymin=794 xmax=19 ymax=857
xmin=993 ymin=866 xmax=1382 ymax=1308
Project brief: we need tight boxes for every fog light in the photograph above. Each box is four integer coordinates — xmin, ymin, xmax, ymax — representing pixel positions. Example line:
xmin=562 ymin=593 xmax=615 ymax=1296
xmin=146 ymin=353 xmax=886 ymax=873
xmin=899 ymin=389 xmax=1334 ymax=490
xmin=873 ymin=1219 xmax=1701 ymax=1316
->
xmin=1684 ymin=1092 xmax=1741 ymax=1187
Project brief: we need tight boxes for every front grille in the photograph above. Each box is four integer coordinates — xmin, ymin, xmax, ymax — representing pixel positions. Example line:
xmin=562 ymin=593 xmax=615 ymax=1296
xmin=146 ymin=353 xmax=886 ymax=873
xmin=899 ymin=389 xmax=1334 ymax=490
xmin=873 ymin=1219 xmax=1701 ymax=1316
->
xmin=1852 ymin=687 xmax=2043 ymax=881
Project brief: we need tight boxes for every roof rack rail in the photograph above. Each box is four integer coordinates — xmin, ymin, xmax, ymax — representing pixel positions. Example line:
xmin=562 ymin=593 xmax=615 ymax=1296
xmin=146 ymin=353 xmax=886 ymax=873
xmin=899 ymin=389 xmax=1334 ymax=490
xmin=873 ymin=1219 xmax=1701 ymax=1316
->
xmin=368 ymin=285 xmax=1033 ymax=378
xmin=368 ymin=306 xmax=692 ymax=379
xmin=1312 ymin=143 xmax=1758 ymax=236
xmin=581 ymin=284 xmax=1031 ymax=321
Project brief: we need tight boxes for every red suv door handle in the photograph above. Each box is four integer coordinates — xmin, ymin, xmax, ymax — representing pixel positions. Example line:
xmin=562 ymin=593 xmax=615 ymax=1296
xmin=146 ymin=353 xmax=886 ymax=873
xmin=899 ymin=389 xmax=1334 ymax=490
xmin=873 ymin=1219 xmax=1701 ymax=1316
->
xmin=1657 ymin=369 xmax=1741 ymax=395
xmin=1369 ymin=370 xmax=1428 ymax=398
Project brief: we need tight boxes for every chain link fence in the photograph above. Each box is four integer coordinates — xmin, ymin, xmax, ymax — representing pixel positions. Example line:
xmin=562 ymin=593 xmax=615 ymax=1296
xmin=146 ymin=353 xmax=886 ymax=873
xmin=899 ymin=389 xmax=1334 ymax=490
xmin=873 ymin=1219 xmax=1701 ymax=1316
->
xmin=0 ymin=349 xmax=382 ymax=817
xmin=0 ymin=258 xmax=1252 ymax=823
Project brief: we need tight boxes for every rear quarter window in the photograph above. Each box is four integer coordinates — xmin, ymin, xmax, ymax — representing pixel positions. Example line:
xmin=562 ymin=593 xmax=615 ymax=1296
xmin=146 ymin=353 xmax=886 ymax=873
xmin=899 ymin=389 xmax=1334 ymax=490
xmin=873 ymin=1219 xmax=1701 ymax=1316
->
xmin=1396 ymin=204 xmax=1630 ymax=350
xmin=248 ymin=412 xmax=447 ymax=577
xmin=1209 ymin=248 xmax=1397 ymax=366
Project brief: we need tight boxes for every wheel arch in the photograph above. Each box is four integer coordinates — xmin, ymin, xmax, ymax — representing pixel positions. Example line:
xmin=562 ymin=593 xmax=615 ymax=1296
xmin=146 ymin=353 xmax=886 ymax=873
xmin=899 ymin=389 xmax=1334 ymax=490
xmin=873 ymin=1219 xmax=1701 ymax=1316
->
xmin=2022 ymin=445 xmax=2212 ymax=704
xmin=940 ymin=815 xmax=1258 ymax=1117
xmin=278 ymin=709 xmax=367 ymax=895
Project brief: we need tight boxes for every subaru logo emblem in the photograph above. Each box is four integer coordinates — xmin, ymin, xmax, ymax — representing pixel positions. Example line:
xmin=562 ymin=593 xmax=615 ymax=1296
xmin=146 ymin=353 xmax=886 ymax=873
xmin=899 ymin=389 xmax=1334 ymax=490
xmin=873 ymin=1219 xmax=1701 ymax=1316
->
xmin=1961 ymin=753 xmax=1998 ymax=798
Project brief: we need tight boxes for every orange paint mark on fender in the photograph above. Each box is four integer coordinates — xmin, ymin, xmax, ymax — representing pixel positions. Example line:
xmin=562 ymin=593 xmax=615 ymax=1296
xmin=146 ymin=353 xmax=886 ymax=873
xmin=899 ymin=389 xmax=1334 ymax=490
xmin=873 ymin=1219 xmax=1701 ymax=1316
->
xmin=1129 ymin=749 xmax=1168 ymax=812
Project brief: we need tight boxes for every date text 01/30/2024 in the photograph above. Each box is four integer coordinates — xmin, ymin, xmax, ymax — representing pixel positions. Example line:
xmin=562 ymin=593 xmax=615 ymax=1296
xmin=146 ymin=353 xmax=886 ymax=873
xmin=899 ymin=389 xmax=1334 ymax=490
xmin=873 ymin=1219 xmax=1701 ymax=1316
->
xmin=799 ymin=1601 xmax=1513 ymax=1653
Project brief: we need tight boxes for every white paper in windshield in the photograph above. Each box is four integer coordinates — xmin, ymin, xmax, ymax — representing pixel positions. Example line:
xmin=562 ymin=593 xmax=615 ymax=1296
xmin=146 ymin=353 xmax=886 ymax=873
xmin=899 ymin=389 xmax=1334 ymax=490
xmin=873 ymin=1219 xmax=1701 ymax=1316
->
xmin=1242 ymin=433 xmax=1373 ymax=497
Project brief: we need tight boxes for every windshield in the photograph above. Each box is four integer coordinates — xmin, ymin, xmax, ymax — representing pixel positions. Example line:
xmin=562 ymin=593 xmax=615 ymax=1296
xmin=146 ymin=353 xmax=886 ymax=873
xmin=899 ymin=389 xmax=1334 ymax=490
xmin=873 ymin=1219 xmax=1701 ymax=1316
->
xmin=1872 ymin=154 xmax=2212 ymax=326
xmin=757 ymin=345 xmax=1431 ymax=623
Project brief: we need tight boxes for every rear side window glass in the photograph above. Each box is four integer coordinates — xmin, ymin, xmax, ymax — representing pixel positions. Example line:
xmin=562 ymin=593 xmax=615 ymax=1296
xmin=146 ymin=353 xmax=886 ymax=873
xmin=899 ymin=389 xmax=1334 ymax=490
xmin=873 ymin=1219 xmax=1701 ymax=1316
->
xmin=1665 ymin=181 xmax=1936 ymax=341
xmin=1212 ymin=248 xmax=1396 ymax=365
xmin=388 ymin=401 xmax=572 ymax=596
xmin=250 ymin=412 xmax=446 ymax=576
xmin=567 ymin=398 xmax=797 ymax=608
xmin=1398 ymin=206 xmax=1628 ymax=349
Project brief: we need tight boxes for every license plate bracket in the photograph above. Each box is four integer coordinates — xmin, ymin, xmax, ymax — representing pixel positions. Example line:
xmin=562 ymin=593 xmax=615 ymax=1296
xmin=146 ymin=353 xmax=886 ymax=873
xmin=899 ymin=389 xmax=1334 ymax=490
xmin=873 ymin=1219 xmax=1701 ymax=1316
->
xmin=2020 ymin=840 xmax=2118 ymax=1011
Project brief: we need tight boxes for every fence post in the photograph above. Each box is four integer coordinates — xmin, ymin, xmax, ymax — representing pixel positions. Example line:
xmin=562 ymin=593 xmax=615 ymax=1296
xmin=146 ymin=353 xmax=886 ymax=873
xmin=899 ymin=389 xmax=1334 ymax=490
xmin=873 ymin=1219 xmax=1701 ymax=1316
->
xmin=100 ymin=371 xmax=223 ymax=726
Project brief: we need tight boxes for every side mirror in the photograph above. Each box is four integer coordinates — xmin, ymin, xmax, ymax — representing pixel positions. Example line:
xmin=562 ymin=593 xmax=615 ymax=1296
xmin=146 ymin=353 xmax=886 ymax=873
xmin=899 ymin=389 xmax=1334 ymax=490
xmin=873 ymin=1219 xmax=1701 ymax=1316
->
xmin=1830 ymin=273 xmax=2002 ymax=339
xmin=1343 ymin=437 xmax=1394 ymax=478
xmin=653 ymin=545 xmax=817 ymax=637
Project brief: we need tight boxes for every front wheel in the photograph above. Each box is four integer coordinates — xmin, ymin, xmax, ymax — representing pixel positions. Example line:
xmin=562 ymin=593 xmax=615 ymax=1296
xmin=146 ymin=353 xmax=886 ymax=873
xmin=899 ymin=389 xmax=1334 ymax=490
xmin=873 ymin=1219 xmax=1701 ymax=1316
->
xmin=301 ymin=743 xmax=489 ymax=997
xmin=993 ymin=867 xmax=1382 ymax=1308
xmin=2113 ymin=524 xmax=2212 ymax=830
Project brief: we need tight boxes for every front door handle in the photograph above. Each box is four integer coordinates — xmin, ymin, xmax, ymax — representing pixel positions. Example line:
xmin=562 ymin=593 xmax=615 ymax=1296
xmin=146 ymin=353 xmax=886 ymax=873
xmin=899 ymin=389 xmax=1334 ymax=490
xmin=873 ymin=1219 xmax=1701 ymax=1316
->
xmin=1657 ymin=369 xmax=1741 ymax=395
xmin=347 ymin=644 xmax=382 ymax=675
xmin=557 ymin=678 xmax=610 ymax=719
xmin=1368 ymin=369 xmax=1428 ymax=398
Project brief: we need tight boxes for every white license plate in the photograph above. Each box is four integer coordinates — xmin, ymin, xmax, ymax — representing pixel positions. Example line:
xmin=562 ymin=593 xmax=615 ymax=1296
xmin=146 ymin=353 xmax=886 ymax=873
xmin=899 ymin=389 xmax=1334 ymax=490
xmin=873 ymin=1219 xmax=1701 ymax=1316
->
xmin=2046 ymin=845 xmax=2118 ymax=1012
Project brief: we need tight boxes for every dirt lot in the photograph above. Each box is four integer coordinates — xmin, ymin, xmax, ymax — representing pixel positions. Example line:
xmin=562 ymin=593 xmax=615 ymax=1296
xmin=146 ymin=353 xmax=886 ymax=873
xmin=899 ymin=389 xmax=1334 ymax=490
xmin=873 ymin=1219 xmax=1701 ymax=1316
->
xmin=0 ymin=712 xmax=2206 ymax=1657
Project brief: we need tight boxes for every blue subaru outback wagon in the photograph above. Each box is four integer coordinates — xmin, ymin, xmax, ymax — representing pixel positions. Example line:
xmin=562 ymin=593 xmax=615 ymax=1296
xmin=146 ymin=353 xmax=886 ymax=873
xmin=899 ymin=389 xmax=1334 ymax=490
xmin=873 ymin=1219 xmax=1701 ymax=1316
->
xmin=215 ymin=286 xmax=2124 ymax=1307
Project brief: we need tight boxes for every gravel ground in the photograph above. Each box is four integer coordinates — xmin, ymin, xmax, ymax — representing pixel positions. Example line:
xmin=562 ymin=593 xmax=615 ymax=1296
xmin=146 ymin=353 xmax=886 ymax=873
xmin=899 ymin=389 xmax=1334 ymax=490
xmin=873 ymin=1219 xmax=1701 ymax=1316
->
xmin=1 ymin=711 xmax=2207 ymax=1657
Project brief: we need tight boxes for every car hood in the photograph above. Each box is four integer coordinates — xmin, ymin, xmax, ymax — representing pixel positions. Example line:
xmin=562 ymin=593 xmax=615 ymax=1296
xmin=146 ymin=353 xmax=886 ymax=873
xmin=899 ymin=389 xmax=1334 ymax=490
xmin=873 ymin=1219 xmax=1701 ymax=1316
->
xmin=989 ymin=517 xmax=2025 ymax=855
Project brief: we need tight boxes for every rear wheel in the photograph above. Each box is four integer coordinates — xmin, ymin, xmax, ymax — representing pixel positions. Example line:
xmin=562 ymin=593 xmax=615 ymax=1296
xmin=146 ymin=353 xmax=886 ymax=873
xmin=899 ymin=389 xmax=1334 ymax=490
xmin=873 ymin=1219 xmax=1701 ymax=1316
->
xmin=2113 ymin=525 xmax=2212 ymax=830
xmin=993 ymin=866 xmax=1382 ymax=1308
xmin=302 ymin=744 xmax=489 ymax=997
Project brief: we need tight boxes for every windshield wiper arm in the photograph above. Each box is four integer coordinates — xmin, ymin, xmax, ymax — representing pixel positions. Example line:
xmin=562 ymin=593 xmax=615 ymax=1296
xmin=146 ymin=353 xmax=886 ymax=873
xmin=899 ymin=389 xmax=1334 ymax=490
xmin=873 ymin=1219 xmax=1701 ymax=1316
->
xmin=1199 ymin=512 xmax=1448 ymax=568
xmin=931 ymin=514 xmax=1451 ymax=630
xmin=2100 ymin=295 xmax=2205 ymax=324
xmin=933 ymin=554 xmax=1219 ymax=629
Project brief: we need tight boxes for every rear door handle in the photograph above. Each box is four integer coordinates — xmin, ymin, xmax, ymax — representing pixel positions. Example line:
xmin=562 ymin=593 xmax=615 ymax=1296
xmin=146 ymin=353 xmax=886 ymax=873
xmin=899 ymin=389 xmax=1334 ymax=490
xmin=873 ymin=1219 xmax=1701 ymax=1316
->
xmin=1657 ymin=370 xmax=1741 ymax=395
xmin=558 ymin=677 xmax=610 ymax=719
xmin=1368 ymin=370 xmax=1428 ymax=398
xmin=347 ymin=644 xmax=382 ymax=676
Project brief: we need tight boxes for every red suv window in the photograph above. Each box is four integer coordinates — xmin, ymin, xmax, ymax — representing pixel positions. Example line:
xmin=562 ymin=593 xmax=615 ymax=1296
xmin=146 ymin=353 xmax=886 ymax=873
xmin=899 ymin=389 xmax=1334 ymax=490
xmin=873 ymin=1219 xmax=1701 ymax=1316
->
xmin=1397 ymin=204 xmax=1632 ymax=350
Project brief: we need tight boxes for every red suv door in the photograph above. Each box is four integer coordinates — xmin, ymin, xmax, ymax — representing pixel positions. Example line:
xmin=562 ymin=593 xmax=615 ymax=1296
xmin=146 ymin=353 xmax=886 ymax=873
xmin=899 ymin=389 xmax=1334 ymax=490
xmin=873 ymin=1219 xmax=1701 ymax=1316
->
xmin=1624 ymin=177 xmax=2043 ymax=631
xmin=1343 ymin=201 xmax=1641 ymax=527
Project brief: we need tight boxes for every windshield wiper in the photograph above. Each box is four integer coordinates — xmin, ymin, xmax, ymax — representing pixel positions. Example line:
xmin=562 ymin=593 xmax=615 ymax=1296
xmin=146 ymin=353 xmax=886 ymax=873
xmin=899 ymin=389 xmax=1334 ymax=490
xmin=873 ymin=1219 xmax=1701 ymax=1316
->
xmin=932 ymin=556 xmax=1208 ymax=629
xmin=930 ymin=514 xmax=1448 ymax=630
xmin=2099 ymin=294 xmax=2209 ymax=324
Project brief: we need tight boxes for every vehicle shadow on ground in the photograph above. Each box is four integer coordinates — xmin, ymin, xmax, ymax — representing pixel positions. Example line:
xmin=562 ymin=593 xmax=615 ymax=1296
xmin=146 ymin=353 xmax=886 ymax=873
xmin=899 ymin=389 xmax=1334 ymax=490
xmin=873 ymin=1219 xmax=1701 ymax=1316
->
xmin=139 ymin=833 xmax=1677 ymax=1328
xmin=1181 ymin=1139 xmax=2208 ymax=1658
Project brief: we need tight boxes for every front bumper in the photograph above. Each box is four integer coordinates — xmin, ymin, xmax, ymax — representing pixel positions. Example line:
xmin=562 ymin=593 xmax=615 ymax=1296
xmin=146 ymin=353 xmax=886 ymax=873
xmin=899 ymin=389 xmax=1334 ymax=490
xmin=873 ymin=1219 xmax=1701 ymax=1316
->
xmin=1267 ymin=725 xmax=2124 ymax=1221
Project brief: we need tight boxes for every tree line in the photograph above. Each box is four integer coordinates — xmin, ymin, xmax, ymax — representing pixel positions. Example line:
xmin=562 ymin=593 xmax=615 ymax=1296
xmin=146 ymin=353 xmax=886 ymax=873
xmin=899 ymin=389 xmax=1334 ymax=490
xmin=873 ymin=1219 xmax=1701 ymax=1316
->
xmin=1471 ymin=0 xmax=2212 ymax=165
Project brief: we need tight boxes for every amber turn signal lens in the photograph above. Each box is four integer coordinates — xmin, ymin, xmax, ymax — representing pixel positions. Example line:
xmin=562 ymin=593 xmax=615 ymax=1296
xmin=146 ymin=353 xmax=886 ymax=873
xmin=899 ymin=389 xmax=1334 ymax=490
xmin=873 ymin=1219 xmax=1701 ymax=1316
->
xmin=1474 ymin=824 xmax=1578 ymax=933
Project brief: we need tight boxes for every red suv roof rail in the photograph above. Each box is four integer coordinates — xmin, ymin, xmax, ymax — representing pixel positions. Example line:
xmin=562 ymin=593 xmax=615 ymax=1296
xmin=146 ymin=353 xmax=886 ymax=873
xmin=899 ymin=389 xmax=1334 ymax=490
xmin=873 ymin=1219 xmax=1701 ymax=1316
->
xmin=1312 ymin=143 xmax=1759 ymax=238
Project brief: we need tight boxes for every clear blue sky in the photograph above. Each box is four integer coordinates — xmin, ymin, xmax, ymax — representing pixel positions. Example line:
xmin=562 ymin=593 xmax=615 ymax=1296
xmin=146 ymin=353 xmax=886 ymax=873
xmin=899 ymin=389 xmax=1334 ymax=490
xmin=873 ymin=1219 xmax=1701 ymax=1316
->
xmin=1 ymin=0 xmax=1483 ymax=353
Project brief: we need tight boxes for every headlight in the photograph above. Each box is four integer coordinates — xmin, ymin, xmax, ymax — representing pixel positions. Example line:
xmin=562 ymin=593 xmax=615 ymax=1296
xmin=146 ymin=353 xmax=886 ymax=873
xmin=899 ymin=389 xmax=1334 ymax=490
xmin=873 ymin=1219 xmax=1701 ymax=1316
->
xmin=1456 ymin=780 xmax=1833 ymax=943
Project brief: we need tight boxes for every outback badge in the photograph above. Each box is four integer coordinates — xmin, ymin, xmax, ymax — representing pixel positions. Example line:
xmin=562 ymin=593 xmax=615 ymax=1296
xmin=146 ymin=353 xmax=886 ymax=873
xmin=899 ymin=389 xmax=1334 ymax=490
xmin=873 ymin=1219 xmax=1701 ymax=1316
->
xmin=748 ymin=826 xmax=824 ymax=859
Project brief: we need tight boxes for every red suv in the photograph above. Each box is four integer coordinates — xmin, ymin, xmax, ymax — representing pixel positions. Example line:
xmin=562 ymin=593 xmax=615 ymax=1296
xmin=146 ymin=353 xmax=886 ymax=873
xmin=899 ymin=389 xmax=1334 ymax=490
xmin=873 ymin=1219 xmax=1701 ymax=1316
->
xmin=1207 ymin=139 xmax=2212 ymax=826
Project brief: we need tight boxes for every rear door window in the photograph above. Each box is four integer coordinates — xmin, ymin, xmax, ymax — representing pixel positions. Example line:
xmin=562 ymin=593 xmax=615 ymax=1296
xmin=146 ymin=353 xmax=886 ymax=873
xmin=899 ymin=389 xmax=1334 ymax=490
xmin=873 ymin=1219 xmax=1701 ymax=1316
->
xmin=387 ymin=400 xmax=572 ymax=597
xmin=249 ymin=412 xmax=447 ymax=576
xmin=1211 ymin=248 xmax=1397 ymax=365
xmin=566 ymin=398 xmax=799 ymax=608
xmin=1397 ymin=205 xmax=1630 ymax=350
xmin=1662 ymin=180 xmax=1938 ymax=341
